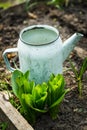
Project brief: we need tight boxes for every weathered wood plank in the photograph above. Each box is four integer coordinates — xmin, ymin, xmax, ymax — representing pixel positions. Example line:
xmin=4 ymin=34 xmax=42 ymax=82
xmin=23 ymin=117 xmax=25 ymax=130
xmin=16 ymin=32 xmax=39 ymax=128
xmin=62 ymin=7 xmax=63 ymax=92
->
xmin=0 ymin=91 xmax=34 ymax=130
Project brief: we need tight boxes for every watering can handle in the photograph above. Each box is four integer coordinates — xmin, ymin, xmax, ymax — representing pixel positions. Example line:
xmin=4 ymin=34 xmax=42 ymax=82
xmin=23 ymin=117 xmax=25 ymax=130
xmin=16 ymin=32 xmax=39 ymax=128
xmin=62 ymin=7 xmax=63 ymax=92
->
xmin=3 ymin=48 xmax=18 ymax=72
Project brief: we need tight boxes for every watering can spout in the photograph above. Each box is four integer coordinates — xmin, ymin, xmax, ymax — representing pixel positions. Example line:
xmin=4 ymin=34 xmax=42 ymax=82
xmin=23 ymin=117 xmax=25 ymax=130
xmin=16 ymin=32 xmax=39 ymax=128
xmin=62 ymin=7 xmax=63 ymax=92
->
xmin=62 ymin=33 xmax=84 ymax=62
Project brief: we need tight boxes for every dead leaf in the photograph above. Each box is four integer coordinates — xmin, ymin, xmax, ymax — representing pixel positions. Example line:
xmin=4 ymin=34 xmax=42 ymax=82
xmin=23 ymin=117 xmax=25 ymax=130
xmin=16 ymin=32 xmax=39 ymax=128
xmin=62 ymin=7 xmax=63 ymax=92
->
xmin=7 ymin=53 xmax=17 ymax=59
xmin=28 ymin=12 xmax=37 ymax=19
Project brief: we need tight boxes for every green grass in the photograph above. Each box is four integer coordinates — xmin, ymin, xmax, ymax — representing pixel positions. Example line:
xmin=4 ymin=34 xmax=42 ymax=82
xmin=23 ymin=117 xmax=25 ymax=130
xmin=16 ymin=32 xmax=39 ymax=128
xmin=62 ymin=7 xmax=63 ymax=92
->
xmin=0 ymin=122 xmax=8 ymax=130
xmin=0 ymin=0 xmax=25 ymax=9
xmin=0 ymin=2 xmax=12 ymax=9
xmin=69 ymin=57 xmax=87 ymax=97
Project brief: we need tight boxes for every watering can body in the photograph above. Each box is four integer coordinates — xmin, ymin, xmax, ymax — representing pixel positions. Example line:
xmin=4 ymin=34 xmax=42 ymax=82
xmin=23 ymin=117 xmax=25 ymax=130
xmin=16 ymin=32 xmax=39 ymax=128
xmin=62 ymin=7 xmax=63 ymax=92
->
xmin=3 ymin=25 xmax=83 ymax=84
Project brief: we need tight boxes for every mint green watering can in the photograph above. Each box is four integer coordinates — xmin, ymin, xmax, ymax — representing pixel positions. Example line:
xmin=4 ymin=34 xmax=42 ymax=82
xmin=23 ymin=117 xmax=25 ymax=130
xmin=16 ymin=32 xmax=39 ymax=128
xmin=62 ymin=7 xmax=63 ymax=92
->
xmin=3 ymin=25 xmax=83 ymax=84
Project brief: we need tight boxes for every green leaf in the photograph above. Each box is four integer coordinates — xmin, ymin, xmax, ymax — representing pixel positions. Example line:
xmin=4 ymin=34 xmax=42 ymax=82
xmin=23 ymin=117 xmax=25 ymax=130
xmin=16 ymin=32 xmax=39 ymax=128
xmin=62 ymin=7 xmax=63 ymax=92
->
xmin=69 ymin=59 xmax=78 ymax=78
xmin=47 ymin=74 xmax=65 ymax=106
xmin=11 ymin=70 xmax=34 ymax=98
xmin=49 ymin=89 xmax=68 ymax=109
xmin=79 ymin=57 xmax=87 ymax=79
xmin=49 ymin=73 xmax=55 ymax=81
xmin=16 ymin=76 xmax=24 ymax=97
xmin=32 ymin=82 xmax=48 ymax=109
xmin=21 ymin=94 xmax=36 ymax=123
xmin=22 ymin=93 xmax=33 ymax=107
xmin=24 ymin=70 xmax=29 ymax=80
xmin=49 ymin=89 xmax=68 ymax=119
xmin=23 ymin=80 xmax=35 ymax=94
xmin=47 ymin=74 xmax=68 ymax=119
xmin=48 ymin=0 xmax=65 ymax=7
xmin=22 ymin=94 xmax=47 ymax=113
xmin=11 ymin=70 xmax=23 ymax=97
xmin=35 ymin=91 xmax=47 ymax=109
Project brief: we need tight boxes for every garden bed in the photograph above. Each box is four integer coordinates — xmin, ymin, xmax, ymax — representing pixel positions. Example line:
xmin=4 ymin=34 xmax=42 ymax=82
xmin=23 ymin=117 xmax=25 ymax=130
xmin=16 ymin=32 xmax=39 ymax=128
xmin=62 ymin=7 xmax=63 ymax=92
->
xmin=0 ymin=1 xmax=87 ymax=130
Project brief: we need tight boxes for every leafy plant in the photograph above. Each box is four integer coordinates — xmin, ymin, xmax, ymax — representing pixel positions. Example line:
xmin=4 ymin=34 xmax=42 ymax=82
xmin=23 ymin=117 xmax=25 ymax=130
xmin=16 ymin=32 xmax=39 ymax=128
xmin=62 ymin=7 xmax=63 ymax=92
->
xmin=69 ymin=57 xmax=87 ymax=97
xmin=47 ymin=74 xmax=69 ymax=119
xmin=11 ymin=70 xmax=48 ymax=123
xmin=11 ymin=70 xmax=69 ymax=123
xmin=47 ymin=0 xmax=69 ymax=8
xmin=24 ymin=0 xmax=69 ymax=11
xmin=21 ymin=82 xmax=48 ymax=123
xmin=25 ymin=0 xmax=37 ymax=11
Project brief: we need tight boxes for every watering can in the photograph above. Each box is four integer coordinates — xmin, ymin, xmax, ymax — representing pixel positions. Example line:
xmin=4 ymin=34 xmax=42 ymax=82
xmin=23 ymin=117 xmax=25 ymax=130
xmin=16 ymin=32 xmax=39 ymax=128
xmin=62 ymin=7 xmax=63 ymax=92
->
xmin=3 ymin=25 xmax=83 ymax=84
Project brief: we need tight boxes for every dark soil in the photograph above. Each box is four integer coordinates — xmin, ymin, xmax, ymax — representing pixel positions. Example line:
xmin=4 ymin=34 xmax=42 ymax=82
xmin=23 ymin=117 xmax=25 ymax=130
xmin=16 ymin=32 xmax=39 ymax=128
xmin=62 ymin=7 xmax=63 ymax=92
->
xmin=0 ymin=1 xmax=87 ymax=130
